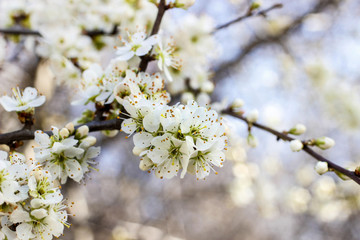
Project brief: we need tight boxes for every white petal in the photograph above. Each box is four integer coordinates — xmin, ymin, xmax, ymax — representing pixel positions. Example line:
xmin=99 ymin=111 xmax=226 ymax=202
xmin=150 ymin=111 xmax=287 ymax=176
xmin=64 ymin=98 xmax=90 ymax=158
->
xmin=16 ymin=223 xmax=34 ymax=240
xmin=0 ymin=150 xmax=8 ymax=161
xmin=65 ymin=159 xmax=83 ymax=182
xmin=84 ymin=146 xmax=101 ymax=159
xmin=115 ymin=46 xmax=131 ymax=55
xmin=27 ymin=95 xmax=46 ymax=108
xmin=121 ymin=118 xmax=137 ymax=134
xmin=135 ymin=45 xmax=151 ymax=56
xmin=64 ymin=147 xmax=84 ymax=158
xmin=0 ymin=96 xmax=17 ymax=111
xmin=22 ymin=87 xmax=38 ymax=102
xmin=10 ymin=207 xmax=31 ymax=223
xmin=115 ymin=51 xmax=135 ymax=61
xmin=143 ymin=111 xmax=160 ymax=132
xmin=145 ymin=34 xmax=159 ymax=45
xmin=61 ymin=138 xmax=78 ymax=147
xmin=133 ymin=132 xmax=153 ymax=148
xmin=34 ymin=131 xmax=51 ymax=147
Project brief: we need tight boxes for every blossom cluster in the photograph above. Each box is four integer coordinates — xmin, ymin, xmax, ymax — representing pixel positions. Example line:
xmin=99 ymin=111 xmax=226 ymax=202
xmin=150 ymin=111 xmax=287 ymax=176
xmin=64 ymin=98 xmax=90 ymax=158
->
xmin=1 ymin=0 xmax=218 ymax=106
xmin=123 ymin=99 xmax=227 ymax=179
xmin=34 ymin=125 xmax=100 ymax=184
xmin=0 ymin=151 xmax=68 ymax=240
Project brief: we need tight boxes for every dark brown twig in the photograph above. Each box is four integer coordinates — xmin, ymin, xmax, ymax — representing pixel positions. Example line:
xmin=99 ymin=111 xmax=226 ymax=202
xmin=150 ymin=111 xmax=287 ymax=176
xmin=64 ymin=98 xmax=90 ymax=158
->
xmin=0 ymin=118 xmax=123 ymax=145
xmin=223 ymin=109 xmax=360 ymax=185
xmin=212 ymin=3 xmax=283 ymax=33
xmin=0 ymin=25 xmax=119 ymax=37
xmin=138 ymin=0 xmax=167 ymax=71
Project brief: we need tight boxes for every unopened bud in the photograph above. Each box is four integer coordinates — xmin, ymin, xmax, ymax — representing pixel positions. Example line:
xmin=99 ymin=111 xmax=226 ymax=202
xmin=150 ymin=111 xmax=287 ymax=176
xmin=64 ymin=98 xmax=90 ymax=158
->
xmin=0 ymin=144 xmax=10 ymax=152
xmin=250 ymin=1 xmax=261 ymax=11
xmin=82 ymin=136 xmax=97 ymax=147
xmin=201 ymin=81 xmax=214 ymax=93
xmin=76 ymin=125 xmax=89 ymax=138
xmin=133 ymin=147 xmax=145 ymax=156
xmin=175 ymin=0 xmax=196 ymax=9
xmin=31 ymin=209 xmax=48 ymax=220
xmin=290 ymin=140 xmax=303 ymax=152
xmin=315 ymin=137 xmax=335 ymax=150
xmin=30 ymin=199 xmax=44 ymax=209
xmin=65 ymin=122 xmax=75 ymax=134
xmin=289 ymin=124 xmax=306 ymax=135
xmin=247 ymin=134 xmax=258 ymax=148
xmin=102 ymin=130 xmax=118 ymax=137
xmin=196 ymin=92 xmax=211 ymax=106
xmin=59 ymin=128 xmax=70 ymax=138
xmin=246 ymin=109 xmax=259 ymax=123
xmin=181 ymin=92 xmax=195 ymax=104
xmin=315 ymin=161 xmax=328 ymax=175
xmin=231 ymin=98 xmax=244 ymax=109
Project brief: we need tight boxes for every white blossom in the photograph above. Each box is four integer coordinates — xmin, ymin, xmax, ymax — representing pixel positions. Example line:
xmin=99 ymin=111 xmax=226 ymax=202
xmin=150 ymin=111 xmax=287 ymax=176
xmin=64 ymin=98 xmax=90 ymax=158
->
xmin=34 ymin=126 xmax=99 ymax=184
xmin=116 ymin=31 xmax=159 ymax=61
xmin=0 ymin=87 xmax=45 ymax=112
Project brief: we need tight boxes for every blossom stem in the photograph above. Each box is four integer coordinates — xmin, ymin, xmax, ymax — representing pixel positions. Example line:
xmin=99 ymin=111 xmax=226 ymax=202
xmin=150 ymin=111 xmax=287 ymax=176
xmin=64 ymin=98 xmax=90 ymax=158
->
xmin=222 ymin=109 xmax=360 ymax=185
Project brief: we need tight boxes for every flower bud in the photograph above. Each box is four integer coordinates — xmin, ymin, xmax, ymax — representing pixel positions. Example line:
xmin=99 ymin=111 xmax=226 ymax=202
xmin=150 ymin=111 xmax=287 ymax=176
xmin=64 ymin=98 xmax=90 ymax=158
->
xmin=65 ymin=122 xmax=75 ymax=134
xmin=250 ymin=1 xmax=261 ymax=11
xmin=231 ymin=98 xmax=244 ymax=109
xmin=289 ymin=124 xmax=306 ymax=135
xmin=139 ymin=157 xmax=154 ymax=171
xmin=196 ymin=92 xmax=211 ymax=106
xmin=246 ymin=109 xmax=259 ymax=123
xmin=102 ymin=130 xmax=119 ymax=137
xmin=247 ymin=134 xmax=258 ymax=148
xmin=315 ymin=161 xmax=328 ymax=175
xmin=201 ymin=81 xmax=214 ymax=93
xmin=31 ymin=209 xmax=48 ymax=220
xmin=76 ymin=125 xmax=89 ymax=138
xmin=315 ymin=137 xmax=335 ymax=150
xmin=59 ymin=128 xmax=70 ymax=138
xmin=82 ymin=136 xmax=97 ymax=147
xmin=31 ymin=199 xmax=44 ymax=209
xmin=0 ymin=144 xmax=10 ymax=152
xmin=290 ymin=140 xmax=303 ymax=152
xmin=181 ymin=92 xmax=195 ymax=104
xmin=175 ymin=0 xmax=196 ymax=9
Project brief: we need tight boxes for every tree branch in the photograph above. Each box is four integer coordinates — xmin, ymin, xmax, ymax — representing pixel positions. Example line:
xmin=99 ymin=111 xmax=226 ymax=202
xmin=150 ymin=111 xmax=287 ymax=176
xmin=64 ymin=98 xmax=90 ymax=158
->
xmin=0 ymin=25 xmax=119 ymax=37
xmin=213 ymin=0 xmax=338 ymax=83
xmin=138 ymin=0 xmax=167 ymax=71
xmin=222 ymin=109 xmax=360 ymax=185
xmin=212 ymin=3 xmax=283 ymax=34
xmin=0 ymin=118 xmax=122 ymax=145
xmin=0 ymin=28 xmax=41 ymax=36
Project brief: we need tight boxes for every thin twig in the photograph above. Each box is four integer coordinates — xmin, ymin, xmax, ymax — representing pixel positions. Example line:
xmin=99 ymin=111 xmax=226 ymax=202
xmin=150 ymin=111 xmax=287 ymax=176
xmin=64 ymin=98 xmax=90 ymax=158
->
xmin=223 ymin=109 xmax=360 ymax=185
xmin=0 ymin=28 xmax=41 ymax=36
xmin=0 ymin=25 xmax=119 ymax=37
xmin=0 ymin=118 xmax=122 ymax=145
xmin=138 ymin=0 xmax=167 ymax=71
xmin=212 ymin=3 xmax=283 ymax=34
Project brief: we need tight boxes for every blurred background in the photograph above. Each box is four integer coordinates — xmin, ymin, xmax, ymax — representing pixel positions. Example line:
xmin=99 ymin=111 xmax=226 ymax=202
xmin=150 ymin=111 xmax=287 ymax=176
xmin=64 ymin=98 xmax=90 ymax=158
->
xmin=2 ymin=0 xmax=360 ymax=239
